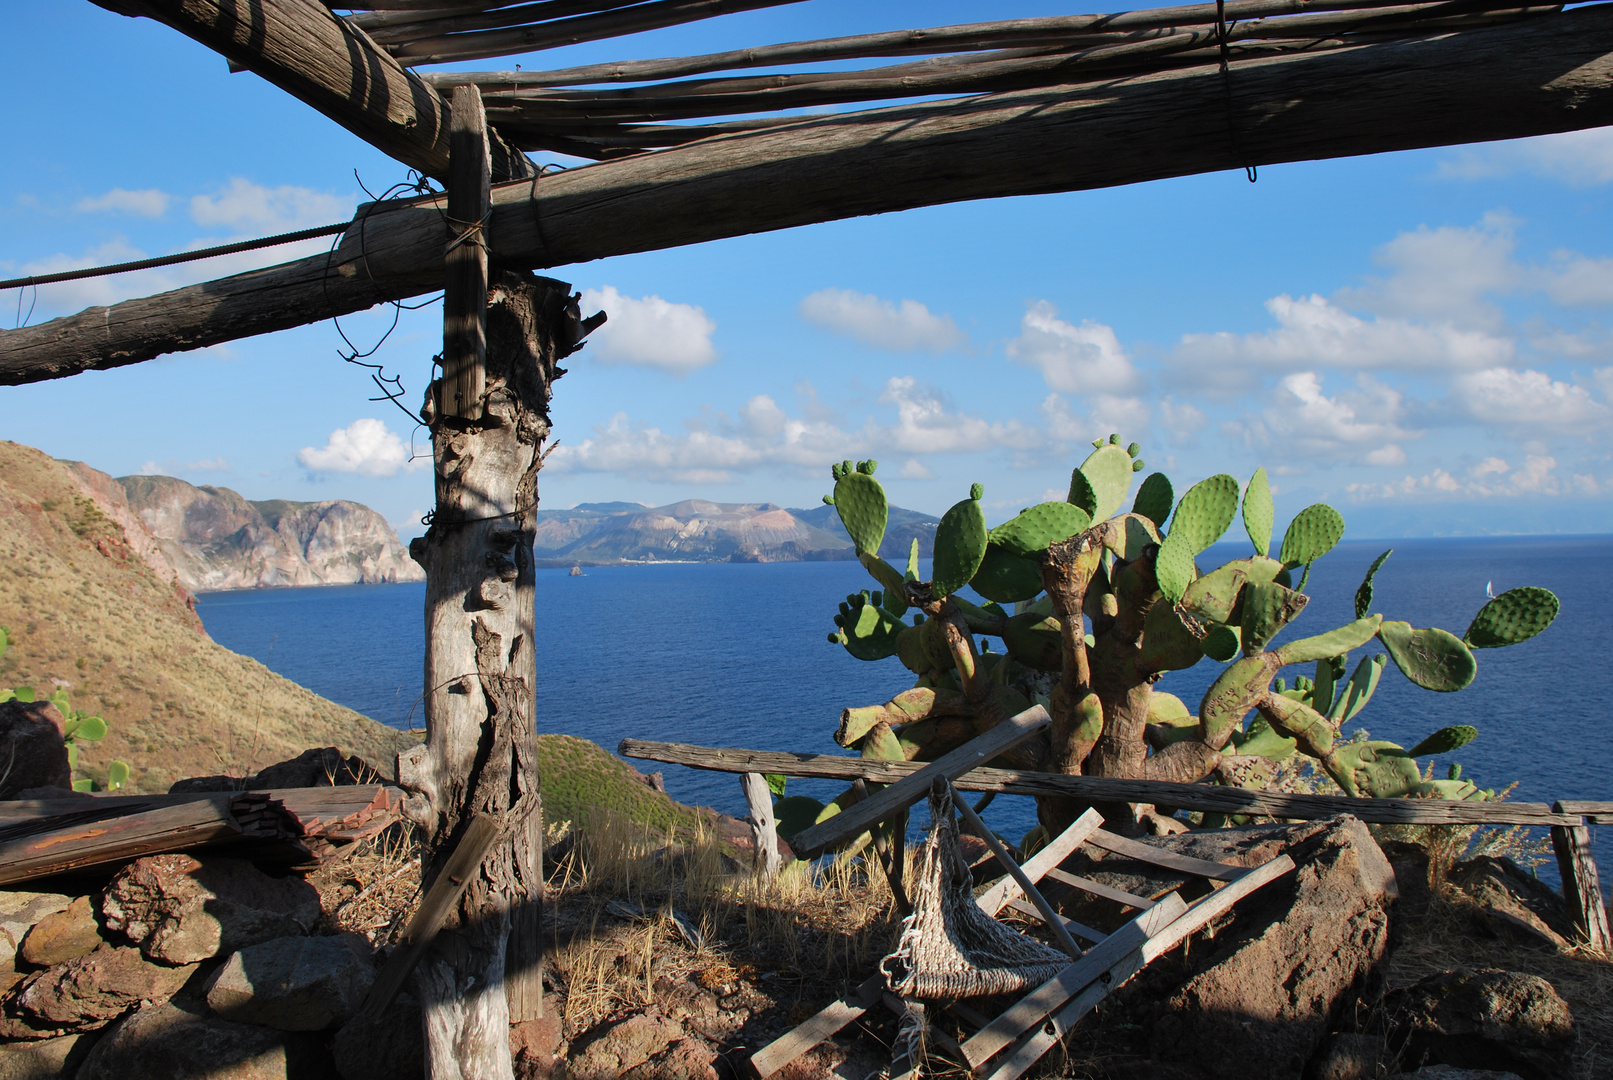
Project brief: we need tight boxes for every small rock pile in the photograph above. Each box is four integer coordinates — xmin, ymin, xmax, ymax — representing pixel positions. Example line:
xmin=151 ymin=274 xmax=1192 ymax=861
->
xmin=0 ymin=851 xmax=410 ymax=1079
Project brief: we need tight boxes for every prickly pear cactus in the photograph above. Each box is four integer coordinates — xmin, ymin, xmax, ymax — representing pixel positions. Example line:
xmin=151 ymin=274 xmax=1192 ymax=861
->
xmin=820 ymin=438 xmax=1560 ymax=827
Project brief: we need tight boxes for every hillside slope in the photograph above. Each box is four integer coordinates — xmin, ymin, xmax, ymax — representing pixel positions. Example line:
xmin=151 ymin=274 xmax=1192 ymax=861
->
xmin=0 ymin=442 xmax=416 ymax=794
xmin=115 ymin=474 xmax=423 ymax=592
xmin=532 ymin=499 xmax=938 ymax=565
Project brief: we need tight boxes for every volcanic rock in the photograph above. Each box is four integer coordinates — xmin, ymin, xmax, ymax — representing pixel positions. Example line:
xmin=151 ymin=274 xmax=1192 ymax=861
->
xmin=75 ymin=998 xmax=335 ymax=1080
xmin=332 ymin=992 xmax=424 ymax=1080
xmin=17 ymin=896 xmax=102 ymax=968
xmin=0 ymin=700 xmax=70 ymax=799
xmin=6 ymin=944 xmax=195 ymax=1034
xmin=1448 ymin=857 xmax=1574 ymax=949
xmin=205 ymin=934 xmax=374 ymax=1031
xmin=101 ymin=854 xmax=320 ymax=964
xmin=1384 ymin=968 xmax=1575 ymax=1080
xmin=0 ymin=1031 xmax=94 ymax=1079
xmin=0 ymin=893 xmax=72 ymax=987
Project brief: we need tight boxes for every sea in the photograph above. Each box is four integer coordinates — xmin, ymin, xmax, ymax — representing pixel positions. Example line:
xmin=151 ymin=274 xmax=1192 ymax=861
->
xmin=195 ymin=535 xmax=1612 ymax=887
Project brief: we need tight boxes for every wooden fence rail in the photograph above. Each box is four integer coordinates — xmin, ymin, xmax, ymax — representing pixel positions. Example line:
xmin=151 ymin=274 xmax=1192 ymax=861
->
xmin=618 ymin=738 xmax=1612 ymax=948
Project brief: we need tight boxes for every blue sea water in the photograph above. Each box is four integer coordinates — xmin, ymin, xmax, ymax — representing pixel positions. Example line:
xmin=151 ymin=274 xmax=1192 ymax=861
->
xmin=195 ymin=536 xmax=1612 ymax=881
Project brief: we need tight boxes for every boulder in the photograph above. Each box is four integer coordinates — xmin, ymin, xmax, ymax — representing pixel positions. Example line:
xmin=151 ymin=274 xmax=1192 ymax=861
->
xmin=1447 ymin=857 xmax=1574 ymax=949
xmin=0 ymin=1032 xmax=94 ymax=1079
xmin=205 ymin=934 xmax=374 ymax=1031
xmin=170 ymin=748 xmax=384 ymax=794
xmin=567 ymin=1011 xmax=687 ymax=1079
xmin=510 ymin=1015 xmax=561 ymax=1080
xmin=1142 ymin=817 xmax=1398 ymax=1079
xmin=17 ymin=896 xmax=102 ymax=968
xmin=101 ymin=855 xmax=320 ymax=964
xmin=0 ymin=892 xmax=73 ymax=987
xmin=0 ymin=701 xmax=70 ymax=799
xmin=626 ymin=1037 xmax=720 ymax=1080
xmin=1384 ymin=969 xmax=1575 ymax=1080
xmin=5 ymin=944 xmax=195 ymax=1034
xmin=1307 ymin=1032 xmax=1393 ymax=1080
xmin=332 ymin=992 xmax=423 ymax=1080
xmin=74 ymin=998 xmax=336 ymax=1080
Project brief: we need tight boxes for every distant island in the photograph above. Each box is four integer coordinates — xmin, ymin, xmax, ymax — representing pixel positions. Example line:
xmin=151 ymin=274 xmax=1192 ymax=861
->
xmin=532 ymin=499 xmax=938 ymax=567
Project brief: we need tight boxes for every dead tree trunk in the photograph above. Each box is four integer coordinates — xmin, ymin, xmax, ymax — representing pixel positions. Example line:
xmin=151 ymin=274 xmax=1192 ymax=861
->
xmin=399 ymin=272 xmax=583 ymax=1079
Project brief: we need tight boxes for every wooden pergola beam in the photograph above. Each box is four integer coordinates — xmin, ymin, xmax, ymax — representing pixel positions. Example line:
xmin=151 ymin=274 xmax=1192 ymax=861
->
xmin=11 ymin=3 xmax=1613 ymax=383
xmin=92 ymin=0 xmax=534 ymax=182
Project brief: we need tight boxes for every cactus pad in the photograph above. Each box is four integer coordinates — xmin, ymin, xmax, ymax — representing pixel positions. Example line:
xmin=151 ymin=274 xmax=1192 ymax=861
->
xmin=1274 ymin=614 xmax=1382 ymax=667
xmin=1242 ymin=467 xmax=1274 ymax=557
xmin=989 ymin=501 xmax=1092 ymax=558
xmin=1078 ymin=442 xmax=1137 ymax=521
xmin=832 ymin=465 xmax=888 ymax=556
xmin=1003 ymin=612 xmax=1062 ymax=672
xmin=1464 ymin=586 xmax=1559 ymax=648
xmin=1132 ymin=472 xmax=1173 ymax=528
xmin=1202 ymin=624 xmax=1242 ymax=662
xmin=1154 ymin=530 xmax=1198 ymax=604
xmin=1198 ymin=653 xmax=1280 ymax=749
xmin=1067 ymin=468 xmax=1099 ymax=518
xmin=970 ymin=544 xmax=1045 ymax=603
xmin=1355 ymin=548 xmax=1393 ymax=619
xmin=1139 ymin=600 xmax=1205 ymax=673
xmin=1328 ymin=654 xmax=1385 ymax=723
xmin=774 ymin=795 xmax=828 ymax=841
xmin=931 ymin=489 xmax=989 ymax=597
xmin=1240 ymin=580 xmax=1309 ymax=654
xmin=894 ymin=625 xmax=927 ymax=673
xmin=1278 ymin=503 xmax=1345 ymax=568
xmin=1168 ymin=474 xmax=1240 ymax=553
xmin=1408 ymin=725 xmax=1478 ymax=757
xmin=1377 ymin=620 xmax=1477 ymax=692
xmin=1181 ymin=563 xmax=1248 ymax=625
xmin=832 ymin=591 xmax=906 ymax=661
xmin=1324 ymin=740 xmax=1421 ymax=799
xmin=1236 ymin=717 xmax=1299 ymax=761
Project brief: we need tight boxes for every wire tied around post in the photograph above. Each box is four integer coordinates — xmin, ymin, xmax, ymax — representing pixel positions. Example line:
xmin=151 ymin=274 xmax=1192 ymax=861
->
xmin=1216 ymin=0 xmax=1258 ymax=183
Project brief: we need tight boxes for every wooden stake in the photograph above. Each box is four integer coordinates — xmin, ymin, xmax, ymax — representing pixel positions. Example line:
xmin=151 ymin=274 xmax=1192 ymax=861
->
xmin=1551 ymin=805 xmax=1611 ymax=950
xmin=740 ymin=772 xmax=781 ymax=877
xmin=441 ymin=84 xmax=491 ymax=421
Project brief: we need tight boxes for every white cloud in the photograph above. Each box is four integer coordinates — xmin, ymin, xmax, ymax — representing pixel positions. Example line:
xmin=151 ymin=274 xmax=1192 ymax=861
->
xmin=297 ymin=419 xmax=424 ymax=477
xmin=1453 ymin=367 xmax=1611 ymax=431
xmin=1264 ymin=372 xmax=1418 ymax=463
xmin=879 ymin=377 xmax=1037 ymax=454
xmin=578 ymin=285 xmax=717 ymax=374
xmin=75 ymin=188 xmax=171 ymax=217
xmin=899 ymin=459 xmax=935 ymax=479
xmin=1334 ymin=216 xmax=1515 ymax=331
xmin=1347 ymin=453 xmax=1587 ymax=499
xmin=1006 ymin=301 xmax=1140 ymax=394
xmin=190 ymin=177 xmax=352 ymax=233
xmin=1540 ymin=254 xmax=1613 ymax=306
xmin=798 ymin=288 xmax=965 ymax=352
xmin=1436 ymin=129 xmax=1613 ymax=186
xmin=1038 ymin=392 xmax=1151 ymax=447
xmin=1174 ymin=293 xmax=1513 ymax=382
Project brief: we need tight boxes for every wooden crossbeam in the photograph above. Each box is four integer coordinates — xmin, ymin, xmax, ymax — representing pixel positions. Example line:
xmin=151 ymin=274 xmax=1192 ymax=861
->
xmin=93 ymin=0 xmax=533 ymax=182
xmin=612 ymin=741 xmax=1585 ymax=828
xmin=13 ymin=4 xmax=1613 ymax=383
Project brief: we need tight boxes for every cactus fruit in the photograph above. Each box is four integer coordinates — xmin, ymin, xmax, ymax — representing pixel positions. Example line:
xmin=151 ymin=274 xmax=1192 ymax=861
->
xmin=1408 ymin=725 xmax=1478 ymax=756
xmin=989 ymin=501 xmax=1092 ymax=558
xmin=1078 ymin=441 xmax=1139 ymax=521
xmin=1377 ymin=621 xmax=1477 ymax=692
xmin=970 ymin=544 xmax=1044 ymax=603
xmin=1355 ymin=548 xmax=1393 ymax=619
xmin=1464 ymin=586 xmax=1559 ymax=648
xmin=830 ymin=460 xmax=888 ymax=556
xmin=1278 ymin=503 xmax=1346 ymax=568
xmin=1168 ymin=474 xmax=1241 ymax=552
xmin=932 ymin=486 xmax=989 ymax=597
xmin=1132 ymin=472 xmax=1174 ymax=529
xmin=1242 ymin=468 xmax=1274 ymax=557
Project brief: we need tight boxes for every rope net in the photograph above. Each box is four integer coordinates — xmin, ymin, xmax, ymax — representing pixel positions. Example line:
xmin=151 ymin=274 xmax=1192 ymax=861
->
xmin=880 ymin=780 xmax=1071 ymax=1001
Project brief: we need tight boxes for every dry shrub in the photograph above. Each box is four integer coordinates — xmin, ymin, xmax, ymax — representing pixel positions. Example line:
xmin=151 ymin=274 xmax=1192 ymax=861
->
xmin=311 ymin=821 xmax=422 ymax=945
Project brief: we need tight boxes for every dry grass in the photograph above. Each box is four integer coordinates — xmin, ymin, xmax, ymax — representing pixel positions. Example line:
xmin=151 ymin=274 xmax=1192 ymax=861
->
xmin=310 ymin=823 xmax=424 ymax=945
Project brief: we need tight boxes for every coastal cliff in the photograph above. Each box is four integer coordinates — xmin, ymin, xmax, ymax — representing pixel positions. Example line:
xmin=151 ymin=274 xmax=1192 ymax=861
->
xmin=113 ymin=475 xmax=423 ymax=592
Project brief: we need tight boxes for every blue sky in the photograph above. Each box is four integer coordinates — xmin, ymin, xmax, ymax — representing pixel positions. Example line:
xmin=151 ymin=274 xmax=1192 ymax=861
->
xmin=4 ymin=3 xmax=1613 ymax=540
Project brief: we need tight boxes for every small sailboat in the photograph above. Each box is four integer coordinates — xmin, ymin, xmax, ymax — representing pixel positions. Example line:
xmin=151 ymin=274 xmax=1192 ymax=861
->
xmin=1485 ymin=580 xmax=1495 ymax=599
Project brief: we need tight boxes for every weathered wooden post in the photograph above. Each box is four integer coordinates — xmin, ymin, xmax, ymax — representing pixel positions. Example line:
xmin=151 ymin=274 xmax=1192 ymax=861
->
xmin=396 ymin=84 xmax=600 ymax=1080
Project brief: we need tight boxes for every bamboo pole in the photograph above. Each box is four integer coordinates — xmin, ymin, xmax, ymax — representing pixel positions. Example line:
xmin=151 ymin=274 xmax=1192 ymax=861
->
xmin=10 ymin=5 xmax=1613 ymax=382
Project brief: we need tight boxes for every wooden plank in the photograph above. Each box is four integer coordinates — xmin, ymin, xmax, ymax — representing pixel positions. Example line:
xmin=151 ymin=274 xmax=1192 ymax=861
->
xmin=0 ymin=799 xmax=244 ymax=885
xmin=977 ymin=808 xmax=1104 ymax=916
xmin=0 ymin=784 xmax=403 ymax=824
xmin=949 ymin=779 xmax=1083 ymax=960
xmin=18 ymin=6 xmax=1613 ymax=383
xmin=740 ymin=772 xmax=782 ymax=877
xmin=441 ymin=83 xmax=492 ymax=420
xmin=1085 ymin=828 xmax=1246 ymax=880
xmin=613 ymin=742 xmax=1584 ymax=827
xmin=1557 ymin=800 xmax=1613 ymax=823
xmin=749 ymin=974 xmax=882 ymax=1078
xmin=978 ymin=855 xmax=1295 ymax=1080
xmin=360 ymin=813 xmax=503 ymax=1019
xmin=961 ymin=894 xmax=1188 ymax=1069
xmin=92 ymin=0 xmax=532 ymax=182
xmin=1042 ymin=867 xmax=1156 ymax=909
xmin=787 ymin=707 xmax=1050 ymax=859
xmin=1550 ymin=813 xmax=1611 ymax=950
